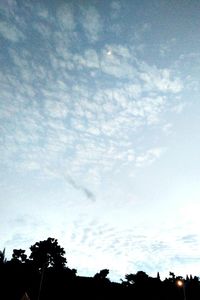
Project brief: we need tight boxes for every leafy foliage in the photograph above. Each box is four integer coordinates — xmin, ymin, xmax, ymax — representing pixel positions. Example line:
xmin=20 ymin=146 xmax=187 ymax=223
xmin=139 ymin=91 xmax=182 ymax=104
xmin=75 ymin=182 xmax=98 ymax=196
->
xmin=94 ymin=269 xmax=110 ymax=280
xmin=29 ymin=237 xmax=67 ymax=270
xmin=125 ymin=271 xmax=149 ymax=284
xmin=12 ymin=249 xmax=27 ymax=263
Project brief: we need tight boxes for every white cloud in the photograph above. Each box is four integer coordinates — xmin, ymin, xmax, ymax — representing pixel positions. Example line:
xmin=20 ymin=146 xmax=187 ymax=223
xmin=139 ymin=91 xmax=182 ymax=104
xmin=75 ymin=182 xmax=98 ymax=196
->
xmin=159 ymin=38 xmax=176 ymax=57
xmin=37 ymin=6 xmax=49 ymax=19
xmin=20 ymin=161 xmax=40 ymax=171
xmin=81 ymin=6 xmax=102 ymax=42
xmin=57 ymin=3 xmax=75 ymax=32
xmin=139 ymin=65 xmax=183 ymax=93
xmin=0 ymin=2 xmax=185 ymax=192
xmin=41 ymin=217 xmax=200 ymax=280
xmin=0 ymin=49 xmax=179 ymax=184
xmin=100 ymin=45 xmax=135 ymax=78
xmin=163 ymin=123 xmax=173 ymax=135
xmin=3 ymin=214 xmax=200 ymax=281
xmin=135 ymin=148 xmax=165 ymax=167
xmin=110 ymin=1 xmax=121 ymax=19
xmin=0 ymin=20 xmax=24 ymax=42
xmin=84 ymin=49 xmax=99 ymax=69
xmin=33 ymin=22 xmax=51 ymax=38
xmin=171 ymin=101 xmax=187 ymax=114
xmin=134 ymin=23 xmax=151 ymax=40
xmin=45 ymin=100 xmax=69 ymax=118
xmin=0 ymin=0 xmax=18 ymax=19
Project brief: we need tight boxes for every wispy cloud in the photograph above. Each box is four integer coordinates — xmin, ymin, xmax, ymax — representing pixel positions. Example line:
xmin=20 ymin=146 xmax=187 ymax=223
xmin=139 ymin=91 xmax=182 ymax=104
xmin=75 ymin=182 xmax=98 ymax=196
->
xmin=139 ymin=64 xmax=183 ymax=93
xmin=134 ymin=23 xmax=151 ymax=41
xmin=0 ymin=20 xmax=24 ymax=42
xmin=81 ymin=6 xmax=102 ymax=43
xmin=110 ymin=1 xmax=121 ymax=19
xmin=57 ymin=3 xmax=75 ymax=32
xmin=135 ymin=148 xmax=165 ymax=167
xmin=54 ymin=218 xmax=200 ymax=280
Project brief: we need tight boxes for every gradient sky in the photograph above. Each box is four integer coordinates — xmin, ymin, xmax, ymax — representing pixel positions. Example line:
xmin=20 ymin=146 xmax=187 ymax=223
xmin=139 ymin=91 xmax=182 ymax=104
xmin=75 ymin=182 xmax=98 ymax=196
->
xmin=1 ymin=0 xmax=200 ymax=281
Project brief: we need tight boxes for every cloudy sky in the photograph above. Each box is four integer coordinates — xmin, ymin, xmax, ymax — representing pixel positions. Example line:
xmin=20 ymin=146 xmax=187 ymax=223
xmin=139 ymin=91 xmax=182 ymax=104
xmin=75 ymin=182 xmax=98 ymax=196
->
xmin=1 ymin=0 xmax=200 ymax=281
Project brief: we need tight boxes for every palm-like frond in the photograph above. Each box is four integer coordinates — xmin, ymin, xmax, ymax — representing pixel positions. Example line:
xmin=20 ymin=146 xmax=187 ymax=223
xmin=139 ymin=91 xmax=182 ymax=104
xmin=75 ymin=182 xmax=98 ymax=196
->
xmin=0 ymin=248 xmax=7 ymax=264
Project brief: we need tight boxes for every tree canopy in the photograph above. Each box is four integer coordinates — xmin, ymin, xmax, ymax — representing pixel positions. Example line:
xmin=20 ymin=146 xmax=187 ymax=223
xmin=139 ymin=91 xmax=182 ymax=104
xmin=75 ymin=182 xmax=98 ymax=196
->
xmin=29 ymin=237 xmax=67 ymax=270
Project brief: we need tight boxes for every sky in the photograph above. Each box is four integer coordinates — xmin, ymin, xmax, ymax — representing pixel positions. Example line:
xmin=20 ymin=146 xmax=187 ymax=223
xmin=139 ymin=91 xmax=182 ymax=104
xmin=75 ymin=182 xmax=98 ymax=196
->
xmin=1 ymin=0 xmax=200 ymax=282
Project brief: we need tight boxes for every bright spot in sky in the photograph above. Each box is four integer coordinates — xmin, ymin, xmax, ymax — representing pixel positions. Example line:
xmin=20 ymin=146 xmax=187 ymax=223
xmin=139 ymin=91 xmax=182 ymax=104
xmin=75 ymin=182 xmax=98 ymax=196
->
xmin=107 ymin=50 xmax=112 ymax=56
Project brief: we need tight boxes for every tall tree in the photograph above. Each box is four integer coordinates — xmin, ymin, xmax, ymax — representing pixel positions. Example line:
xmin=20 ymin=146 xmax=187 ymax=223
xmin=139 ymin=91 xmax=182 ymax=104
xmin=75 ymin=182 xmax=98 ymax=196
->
xmin=29 ymin=237 xmax=67 ymax=270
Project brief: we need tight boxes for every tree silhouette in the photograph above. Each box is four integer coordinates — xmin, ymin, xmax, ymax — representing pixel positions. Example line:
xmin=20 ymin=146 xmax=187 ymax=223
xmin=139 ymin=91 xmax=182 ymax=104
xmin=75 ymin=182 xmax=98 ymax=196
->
xmin=157 ymin=272 xmax=161 ymax=280
xmin=125 ymin=273 xmax=135 ymax=285
xmin=1 ymin=237 xmax=200 ymax=300
xmin=169 ymin=271 xmax=176 ymax=282
xmin=29 ymin=237 xmax=67 ymax=270
xmin=94 ymin=269 xmax=110 ymax=280
xmin=0 ymin=248 xmax=6 ymax=264
xmin=125 ymin=271 xmax=149 ymax=285
xmin=12 ymin=249 xmax=27 ymax=263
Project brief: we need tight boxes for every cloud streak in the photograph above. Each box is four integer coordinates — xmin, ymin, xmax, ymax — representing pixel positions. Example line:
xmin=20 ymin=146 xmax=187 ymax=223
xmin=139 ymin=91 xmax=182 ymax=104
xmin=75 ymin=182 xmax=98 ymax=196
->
xmin=65 ymin=175 xmax=96 ymax=202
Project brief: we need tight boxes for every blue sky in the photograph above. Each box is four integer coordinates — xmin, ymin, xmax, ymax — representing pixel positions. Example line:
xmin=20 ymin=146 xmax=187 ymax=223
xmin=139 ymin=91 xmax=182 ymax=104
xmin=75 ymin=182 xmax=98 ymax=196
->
xmin=1 ymin=0 xmax=200 ymax=281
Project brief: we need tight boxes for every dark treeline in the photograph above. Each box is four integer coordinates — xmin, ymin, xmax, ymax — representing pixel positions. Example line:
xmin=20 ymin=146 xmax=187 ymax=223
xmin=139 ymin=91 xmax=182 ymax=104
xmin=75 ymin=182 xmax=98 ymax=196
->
xmin=0 ymin=237 xmax=199 ymax=300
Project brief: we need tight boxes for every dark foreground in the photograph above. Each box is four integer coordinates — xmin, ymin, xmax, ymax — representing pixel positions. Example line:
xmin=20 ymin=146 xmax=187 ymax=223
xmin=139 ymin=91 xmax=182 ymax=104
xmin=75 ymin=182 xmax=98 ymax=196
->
xmin=1 ymin=238 xmax=199 ymax=300
xmin=1 ymin=264 xmax=200 ymax=300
